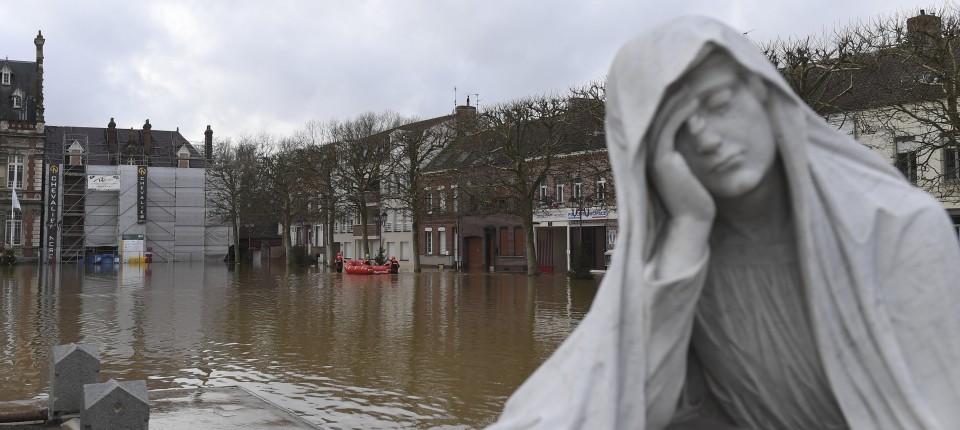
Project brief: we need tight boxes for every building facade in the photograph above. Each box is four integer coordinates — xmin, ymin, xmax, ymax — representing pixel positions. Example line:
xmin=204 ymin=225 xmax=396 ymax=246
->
xmin=0 ymin=32 xmax=45 ymax=259
xmin=44 ymin=120 xmax=229 ymax=263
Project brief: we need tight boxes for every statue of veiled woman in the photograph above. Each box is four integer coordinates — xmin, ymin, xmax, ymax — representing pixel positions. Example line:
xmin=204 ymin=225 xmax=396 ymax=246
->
xmin=488 ymin=16 xmax=960 ymax=430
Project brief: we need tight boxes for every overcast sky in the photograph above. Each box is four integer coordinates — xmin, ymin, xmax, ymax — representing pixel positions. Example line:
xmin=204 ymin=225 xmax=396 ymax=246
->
xmin=0 ymin=1 xmax=930 ymax=143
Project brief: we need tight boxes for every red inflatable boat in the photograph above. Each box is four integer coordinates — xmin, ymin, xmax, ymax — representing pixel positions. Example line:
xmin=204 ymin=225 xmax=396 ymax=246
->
xmin=344 ymin=260 xmax=391 ymax=275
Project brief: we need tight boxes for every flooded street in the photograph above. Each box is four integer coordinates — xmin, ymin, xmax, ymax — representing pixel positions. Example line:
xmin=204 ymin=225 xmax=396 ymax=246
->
xmin=0 ymin=263 xmax=599 ymax=429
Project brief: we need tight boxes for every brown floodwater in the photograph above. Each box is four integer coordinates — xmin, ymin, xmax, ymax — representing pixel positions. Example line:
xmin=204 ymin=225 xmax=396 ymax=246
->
xmin=0 ymin=263 xmax=599 ymax=429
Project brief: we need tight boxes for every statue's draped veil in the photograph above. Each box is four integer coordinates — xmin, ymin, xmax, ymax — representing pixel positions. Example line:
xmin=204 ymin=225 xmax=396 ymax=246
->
xmin=488 ymin=15 xmax=960 ymax=430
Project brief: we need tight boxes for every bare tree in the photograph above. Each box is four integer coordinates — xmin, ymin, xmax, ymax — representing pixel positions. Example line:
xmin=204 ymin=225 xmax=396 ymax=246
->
xmin=294 ymin=120 xmax=343 ymax=268
xmin=467 ymin=94 xmax=572 ymax=276
xmin=329 ymin=111 xmax=407 ymax=258
xmin=261 ymin=134 xmax=313 ymax=265
xmin=764 ymin=7 xmax=960 ymax=202
xmin=206 ymin=136 xmax=261 ymax=263
xmin=386 ymin=116 xmax=457 ymax=272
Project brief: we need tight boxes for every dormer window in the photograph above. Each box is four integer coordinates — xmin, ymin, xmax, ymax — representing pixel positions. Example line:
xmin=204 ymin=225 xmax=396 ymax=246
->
xmin=177 ymin=145 xmax=191 ymax=168
xmin=68 ymin=140 xmax=85 ymax=166
xmin=0 ymin=66 xmax=10 ymax=86
xmin=11 ymin=88 xmax=22 ymax=109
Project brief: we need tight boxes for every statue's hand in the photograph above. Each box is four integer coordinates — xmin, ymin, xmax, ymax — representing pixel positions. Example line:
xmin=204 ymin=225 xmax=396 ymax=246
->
xmin=649 ymin=91 xmax=716 ymax=225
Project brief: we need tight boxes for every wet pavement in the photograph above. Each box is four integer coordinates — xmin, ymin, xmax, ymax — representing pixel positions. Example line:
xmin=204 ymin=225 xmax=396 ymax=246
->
xmin=0 ymin=387 xmax=317 ymax=428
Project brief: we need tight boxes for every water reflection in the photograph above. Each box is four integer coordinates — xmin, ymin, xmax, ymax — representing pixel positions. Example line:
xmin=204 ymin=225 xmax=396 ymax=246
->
xmin=0 ymin=263 xmax=599 ymax=429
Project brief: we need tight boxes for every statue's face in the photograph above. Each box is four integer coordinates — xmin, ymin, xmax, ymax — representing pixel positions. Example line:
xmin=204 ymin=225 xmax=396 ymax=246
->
xmin=675 ymin=55 xmax=777 ymax=199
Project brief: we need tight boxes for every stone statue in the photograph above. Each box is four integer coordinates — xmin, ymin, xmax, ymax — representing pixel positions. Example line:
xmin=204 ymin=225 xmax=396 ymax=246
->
xmin=488 ymin=16 xmax=960 ymax=430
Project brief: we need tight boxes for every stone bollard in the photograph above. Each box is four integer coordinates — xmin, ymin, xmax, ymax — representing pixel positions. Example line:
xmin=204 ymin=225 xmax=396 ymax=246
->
xmin=49 ymin=343 xmax=100 ymax=419
xmin=81 ymin=379 xmax=149 ymax=429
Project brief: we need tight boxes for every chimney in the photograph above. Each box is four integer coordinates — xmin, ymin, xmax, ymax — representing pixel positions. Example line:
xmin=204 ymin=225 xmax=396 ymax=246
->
xmin=106 ymin=118 xmax=117 ymax=154
xmin=34 ymin=31 xmax=45 ymax=123
xmin=142 ymin=119 xmax=152 ymax=157
xmin=204 ymin=125 xmax=213 ymax=162
xmin=907 ymin=9 xmax=942 ymax=48
xmin=455 ymin=106 xmax=477 ymax=119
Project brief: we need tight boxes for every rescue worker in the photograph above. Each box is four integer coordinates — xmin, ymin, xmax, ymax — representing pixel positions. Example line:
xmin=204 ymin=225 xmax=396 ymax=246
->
xmin=390 ymin=256 xmax=400 ymax=274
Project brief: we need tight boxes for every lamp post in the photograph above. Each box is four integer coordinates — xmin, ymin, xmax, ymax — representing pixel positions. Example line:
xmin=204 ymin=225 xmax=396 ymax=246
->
xmin=568 ymin=195 xmax=594 ymax=272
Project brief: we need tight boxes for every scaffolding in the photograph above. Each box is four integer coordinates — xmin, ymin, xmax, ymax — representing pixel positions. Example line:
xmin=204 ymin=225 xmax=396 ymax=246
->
xmin=45 ymin=126 xmax=229 ymax=263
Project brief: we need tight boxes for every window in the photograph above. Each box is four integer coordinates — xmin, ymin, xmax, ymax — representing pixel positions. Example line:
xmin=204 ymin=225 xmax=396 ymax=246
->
xmin=7 ymin=155 xmax=23 ymax=189
xmin=438 ymin=187 xmax=446 ymax=212
xmin=573 ymin=180 xmax=582 ymax=199
xmin=439 ymin=228 xmax=447 ymax=255
xmin=539 ymin=181 xmax=548 ymax=200
xmin=895 ymin=136 xmax=918 ymax=185
xmin=500 ymin=227 xmax=510 ymax=256
xmin=896 ymin=151 xmax=918 ymax=185
xmin=5 ymin=212 xmax=21 ymax=245
xmin=400 ymin=241 xmax=411 ymax=260
xmin=597 ymin=177 xmax=606 ymax=201
xmin=11 ymin=95 xmax=20 ymax=109
xmin=514 ymin=226 xmax=524 ymax=256
xmin=944 ymin=146 xmax=960 ymax=184
xmin=556 ymin=183 xmax=565 ymax=202
xmin=314 ymin=225 xmax=323 ymax=247
xmin=344 ymin=242 xmax=352 ymax=259
xmin=425 ymin=188 xmax=433 ymax=213
xmin=387 ymin=242 xmax=396 ymax=259
xmin=0 ymin=71 xmax=9 ymax=86
xmin=425 ymin=228 xmax=433 ymax=254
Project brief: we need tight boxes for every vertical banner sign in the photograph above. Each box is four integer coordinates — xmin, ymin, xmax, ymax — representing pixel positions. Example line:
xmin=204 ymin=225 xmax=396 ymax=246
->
xmin=47 ymin=164 xmax=60 ymax=263
xmin=137 ymin=166 xmax=147 ymax=224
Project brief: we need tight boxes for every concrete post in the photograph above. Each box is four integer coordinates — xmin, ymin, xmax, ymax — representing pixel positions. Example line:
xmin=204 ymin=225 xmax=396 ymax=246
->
xmin=49 ymin=343 xmax=100 ymax=419
xmin=81 ymin=379 xmax=149 ymax=429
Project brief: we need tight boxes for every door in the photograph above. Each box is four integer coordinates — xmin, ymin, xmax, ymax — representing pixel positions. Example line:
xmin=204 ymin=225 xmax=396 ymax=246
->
xmin=466 ymin=237 xmax=483 ymax=272
xmin=537 ymin=230 xmax=554 ymax=273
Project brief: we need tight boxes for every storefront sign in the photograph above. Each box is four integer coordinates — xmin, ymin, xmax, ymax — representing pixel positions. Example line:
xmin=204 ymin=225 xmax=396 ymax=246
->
xmin=47 ymin=164 xmax=60 ymax=262
xmin=137 ymin=166 xmax=147 ymax=224
xmin=122 ymin=234 xmax=145 ymax=257
xmin=87 ymin=174 xmax=121 ymax=191
xmin=566 ymin=209 xmax=608 ymax=220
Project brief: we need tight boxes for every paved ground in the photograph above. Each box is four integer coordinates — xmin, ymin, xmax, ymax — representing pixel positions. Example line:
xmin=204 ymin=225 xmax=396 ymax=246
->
xmin=0 ymin=387 xmax=317 ymax=429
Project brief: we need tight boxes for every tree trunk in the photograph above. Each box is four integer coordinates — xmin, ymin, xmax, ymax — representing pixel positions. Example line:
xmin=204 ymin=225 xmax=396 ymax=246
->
xmin=324 ymin=212 xmax=335 ymax=269
xmin=359 ymin=206 xmax=370 ymax=259
xmin=233 ymin=215 xmax=240 ymax=265
xmin=283 ymin=217 xmax=293 ymax=266
xmin=411 ymin=216 xmax=421 ymax=272
xmin=522 ymin=204 xmax=538 ymax=276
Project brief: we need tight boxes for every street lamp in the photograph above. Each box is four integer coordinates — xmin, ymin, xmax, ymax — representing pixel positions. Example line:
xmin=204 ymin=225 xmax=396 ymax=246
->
xmin=568 ymin=195 xmax=594 ymax=273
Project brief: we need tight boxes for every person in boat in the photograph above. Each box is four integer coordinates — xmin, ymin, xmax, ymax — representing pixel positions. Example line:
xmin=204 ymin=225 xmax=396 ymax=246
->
xmin=488 ymin=15 xmax=960 ymax=430
xmin=334 ymin=252 xmax=344 ymax=273
xmin=361 ymin=254 xmax=371 ymax=266
xmin=389 ymin=256 xmax=400 ymax=274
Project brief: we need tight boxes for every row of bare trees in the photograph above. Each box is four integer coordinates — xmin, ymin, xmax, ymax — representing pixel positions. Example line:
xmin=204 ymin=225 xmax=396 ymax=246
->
xmin=206 ymin=87 xmax=612 ymax=274
xmin=761 ymin=6 xmax=960 ymax=202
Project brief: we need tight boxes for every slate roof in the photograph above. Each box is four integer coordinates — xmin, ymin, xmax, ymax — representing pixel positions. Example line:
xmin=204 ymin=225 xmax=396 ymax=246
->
xmin=783 ymin=47 xmax=951 ymax=116
xmin=45 ymin=125 xmax=206 ymax=167
xmin=424 ymin=99 xmax=606 ymax=173
xmin=0 ymin=59 xmax=39 ymax=122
